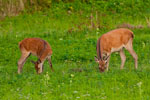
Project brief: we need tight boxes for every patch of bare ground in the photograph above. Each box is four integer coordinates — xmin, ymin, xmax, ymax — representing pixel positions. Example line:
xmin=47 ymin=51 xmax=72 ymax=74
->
xmin=117 ymin=23 xmax=144 ymax=29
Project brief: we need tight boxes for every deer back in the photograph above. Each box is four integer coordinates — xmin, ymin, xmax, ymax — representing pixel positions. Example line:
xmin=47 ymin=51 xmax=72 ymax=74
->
xmin=19 ymin=38 xmax=52 ymax=57
xmin=100 ymin=28 xmax=134 ymax=53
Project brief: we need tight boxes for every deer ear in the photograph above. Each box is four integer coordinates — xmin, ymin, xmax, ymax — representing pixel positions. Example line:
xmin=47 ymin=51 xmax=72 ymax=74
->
xmin=95 ymin=56 xmax=99 ymax=63
xmin=31 ymin=60 xmax=36 ymax=64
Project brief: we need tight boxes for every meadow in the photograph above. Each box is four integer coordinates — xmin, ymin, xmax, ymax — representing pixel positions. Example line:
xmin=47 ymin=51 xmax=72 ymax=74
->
xmin=1 ymin=1 xmax=150 ymax=100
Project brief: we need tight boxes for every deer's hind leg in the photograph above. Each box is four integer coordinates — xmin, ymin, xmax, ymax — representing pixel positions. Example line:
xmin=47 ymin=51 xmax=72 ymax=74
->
xmin=47 ymin=56 xmax=54 ymax=72
xmin=18 ymin=50 xmax=30 ymax=74
xmin=120 ymin=49 xmax=126 ymax=69
xmin=125 ymin=39 xmax=138 ymax=69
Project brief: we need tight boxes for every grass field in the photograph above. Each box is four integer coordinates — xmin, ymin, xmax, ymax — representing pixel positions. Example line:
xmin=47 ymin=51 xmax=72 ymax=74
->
xmin=1 ymin=5 xmax=150 ymax=99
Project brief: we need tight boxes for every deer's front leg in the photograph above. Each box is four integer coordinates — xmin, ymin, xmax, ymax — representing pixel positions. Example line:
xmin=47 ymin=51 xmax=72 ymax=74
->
xmin=37 ymin=61 xmax=44 ymax=74
xmin=105 ymin=56 xmax=110 ymax=71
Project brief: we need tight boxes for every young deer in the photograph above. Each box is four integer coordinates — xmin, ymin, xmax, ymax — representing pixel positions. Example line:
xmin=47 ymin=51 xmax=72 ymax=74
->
xmin=18 ymin=38 xmax=53 ymax=74
xmin=95 ymin=28 xmax=138 ymax=72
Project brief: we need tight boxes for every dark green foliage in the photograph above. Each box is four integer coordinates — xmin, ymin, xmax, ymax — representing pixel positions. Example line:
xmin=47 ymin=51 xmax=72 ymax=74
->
xmin=1 ymin=0 xmax=150 ymax=17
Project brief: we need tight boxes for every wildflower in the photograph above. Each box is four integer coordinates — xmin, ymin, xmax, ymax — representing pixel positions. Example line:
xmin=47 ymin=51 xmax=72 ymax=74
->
xmin=44 ymin=72 xmax=50 ymax=81
xmin=96 ymin=28 xmax=100 ymax=35
xmin=83 ymin=94 xmax=90 ymax=97
xmin=137 ymin=81 xmax=142 ymax=99
xmin=70 ymin=80 xmax=72 ymax=83
xmin=137 ymin=81 xmax=142 ymax=87
xmin=76 ymin=97 xmax=80 ymax=99
xmin=142 ymin=42 xmax=145 ymax=48
xmin=69 ymin=6 xmax=73 ymax=10
xmin=59 ymin=38 xmax=63 ymax=40
xmin=73 ymin=91 xmax=78 ymax=94
xmin=71 ymin=74 xmax=74 ymax=78
xmin=43 ymin=72 xmax=50 ymax=85
xmin=101 ymin=96 xmax=107 ymax=99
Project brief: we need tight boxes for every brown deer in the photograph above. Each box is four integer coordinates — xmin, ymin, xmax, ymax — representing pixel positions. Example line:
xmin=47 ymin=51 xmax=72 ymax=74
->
xmin=95 ymin=28 xmax=138 ymax=72
xmin=18 ymin=38 xmax=53 ymax=74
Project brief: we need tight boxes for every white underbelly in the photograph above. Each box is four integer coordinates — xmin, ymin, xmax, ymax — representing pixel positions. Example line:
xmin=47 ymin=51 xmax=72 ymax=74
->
xmin=30 ymin=51 xmax=38 ymax=56
xmin=111 ymin=45 xmax=124 ymax=52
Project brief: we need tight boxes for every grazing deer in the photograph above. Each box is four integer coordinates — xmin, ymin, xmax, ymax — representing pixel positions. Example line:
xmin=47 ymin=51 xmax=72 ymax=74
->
xmin=95 ymin=28 xmax=138 ymax=72
xmin=18 ymin=38 xmax=53 ymax=74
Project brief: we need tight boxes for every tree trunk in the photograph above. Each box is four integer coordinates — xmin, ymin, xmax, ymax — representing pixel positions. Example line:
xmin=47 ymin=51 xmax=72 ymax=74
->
xmin=19 ymin=0 xmax=24 ymax=11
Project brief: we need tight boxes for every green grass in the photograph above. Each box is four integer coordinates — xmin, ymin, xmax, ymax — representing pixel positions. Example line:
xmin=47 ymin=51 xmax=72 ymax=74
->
xmin=1 ymin=6 xmax=150 ymax=100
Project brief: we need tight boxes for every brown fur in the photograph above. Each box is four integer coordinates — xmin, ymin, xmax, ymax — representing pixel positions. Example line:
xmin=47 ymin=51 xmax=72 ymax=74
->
xmin=18 ymin=38 xmax=53 ymax=74
xmin=95 ymin=28 xmax=138 ymax=72
xmin=100 ymin=28 xmax=133 ymax=52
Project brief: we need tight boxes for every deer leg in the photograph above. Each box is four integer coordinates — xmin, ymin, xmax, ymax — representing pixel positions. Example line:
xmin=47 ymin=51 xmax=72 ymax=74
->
xmin=47 ymin=56 xmax=54 ymax=72
xmin=18 ymin=52 xmax=30 ymax=74
xmin=37 ymin=61 xmax=44 ymax=74
xmin=120 ymin=49 xmax=126 ymax=69
xmin=126 ymin=48 xmax=138 ymax=69
xmin=38 ymin=53 xmax=48 ymax=73
xmin=125 ymin=39 xmax=138 ymax=69
xmin=105 ymin=56 xmax=110 ymax=71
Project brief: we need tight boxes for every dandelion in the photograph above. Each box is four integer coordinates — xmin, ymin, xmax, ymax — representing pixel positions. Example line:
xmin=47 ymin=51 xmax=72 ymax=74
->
xmin=69 ymin=6 xmax=73 ymax=11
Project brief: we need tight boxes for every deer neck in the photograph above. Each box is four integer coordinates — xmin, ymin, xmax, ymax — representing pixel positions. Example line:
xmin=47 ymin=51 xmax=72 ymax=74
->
xmin=97 ymin=38 xmax=103 ymax=61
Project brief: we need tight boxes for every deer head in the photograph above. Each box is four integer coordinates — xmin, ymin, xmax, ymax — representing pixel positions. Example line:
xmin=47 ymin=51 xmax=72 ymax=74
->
xmin=95 ymin=56 xmax=109 ymax=72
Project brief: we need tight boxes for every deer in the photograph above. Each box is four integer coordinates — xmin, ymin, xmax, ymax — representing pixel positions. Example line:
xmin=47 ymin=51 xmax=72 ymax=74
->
xmin=18 ymin=38 xmax=53 ymax=74
xmin=95 ymin=28 xmax=138 ymax=72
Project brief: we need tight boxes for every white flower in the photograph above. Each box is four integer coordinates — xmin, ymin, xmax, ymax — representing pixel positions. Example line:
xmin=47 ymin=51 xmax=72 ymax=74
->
xmin=83 ymin=94 xmax=90 ymax=97
xmin=73 ymin=91 xmax=78 ymax=94
xmin=137 ymin=82 xmax=142 ymax=87
xmin=76 ymin=97 xmax=80 ymax=99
